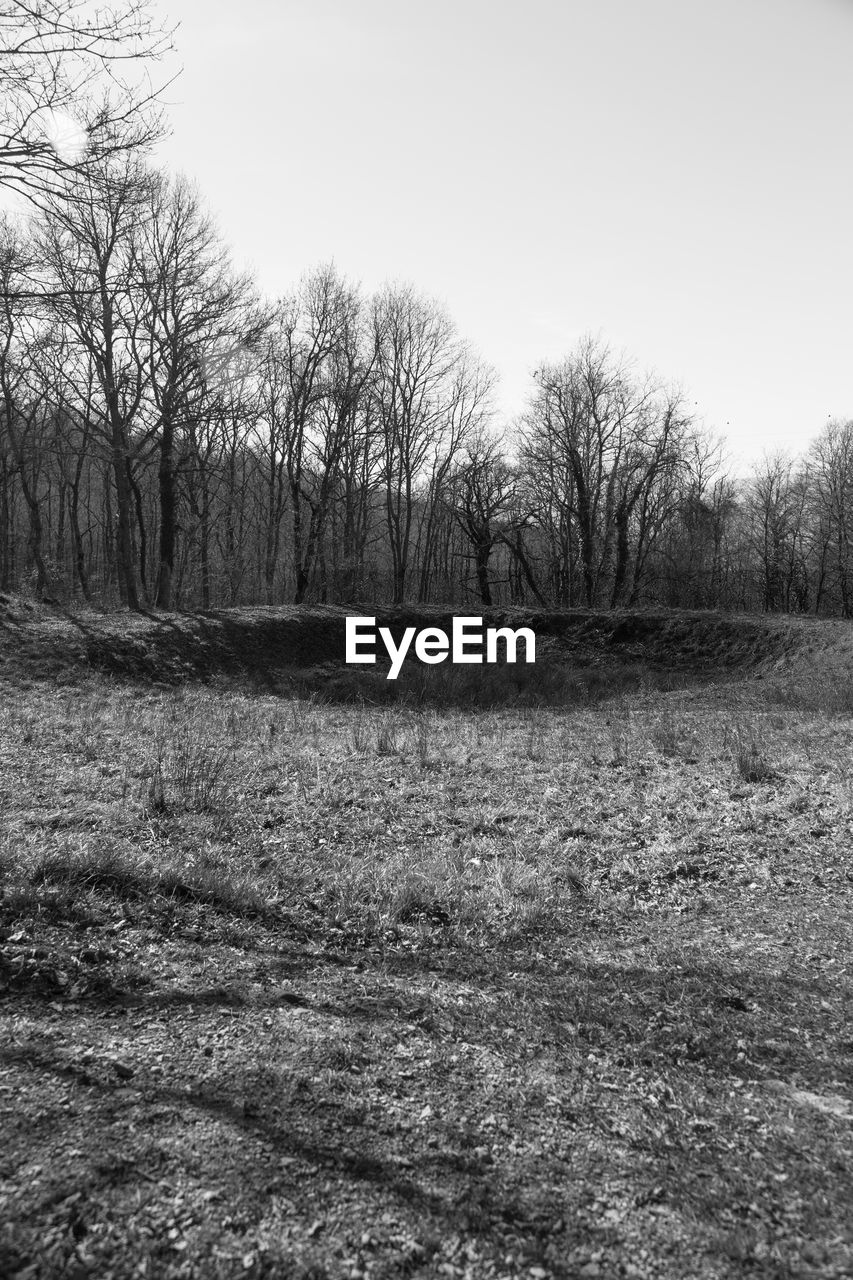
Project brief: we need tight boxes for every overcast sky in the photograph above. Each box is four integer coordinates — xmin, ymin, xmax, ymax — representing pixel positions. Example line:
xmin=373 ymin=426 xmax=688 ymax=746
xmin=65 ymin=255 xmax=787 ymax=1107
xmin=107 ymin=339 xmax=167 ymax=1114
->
xmin=155 ymin=0 xmax=850 ymax=467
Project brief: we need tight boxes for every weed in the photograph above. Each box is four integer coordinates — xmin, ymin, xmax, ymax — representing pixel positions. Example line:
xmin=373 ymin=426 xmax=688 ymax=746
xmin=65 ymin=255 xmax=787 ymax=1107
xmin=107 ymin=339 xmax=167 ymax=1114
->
xmin=524 ymin=710 xmax=548 ymax=760
xmin=146 ymin=759 xmax=168 ymax=815
xmin=610 ymin=726 xmax=630 ymax=767
xmin=651 ymin=713 xmax=685 ymax=757
xmin=168 ymin=727 xmax=232 ymax=812
xmin=375 ymin=715 xmax=400 ymax=756
xmin=392 ymin=875 xmax=452 ymax=927
xmin=730 ymin=728 xmax=775 ymax=783
xmin=411 ymin=713 xmax=433 ymax=766
xmin=348 ymin=716 xmax=368 ymax=754
xmin=29 ymin=837 xmax=150 ymax=900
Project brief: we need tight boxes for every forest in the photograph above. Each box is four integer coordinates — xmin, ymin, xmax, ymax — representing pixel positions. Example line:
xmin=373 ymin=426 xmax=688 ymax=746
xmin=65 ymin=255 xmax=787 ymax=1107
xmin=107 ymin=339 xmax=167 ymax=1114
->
xmin=2 ymin=165 xmax=852 ymax=617
xmin=2 ymin=1 xmax=851 ymax=620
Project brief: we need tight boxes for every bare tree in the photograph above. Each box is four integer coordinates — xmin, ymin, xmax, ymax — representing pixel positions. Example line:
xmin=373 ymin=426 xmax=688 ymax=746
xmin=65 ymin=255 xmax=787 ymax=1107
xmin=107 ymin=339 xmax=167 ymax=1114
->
xmin=415 ymin=353 xmax=493 ymax=602
xmin=259 ymin=265 xmax=364 ymax=604
xmin=330 ymin=356 xmax=383 ymax=601
xmin=451 ymin=434 xmax=531 ymax=607
xmin=745 ymin=452 xmax=811 ymax=613
xmin=609 ymin=385 xmax=691 ymax=606
xmin=0 ymin=222 xmax=52 ymax=594
xmin=37 ymin=158 xmax=155 ymax=606
xmin=372 ymin=284 xmax=485 ymax=604
xmin=807 ymin=419 xmax=853 ymax=616
xmin=522 ymin=338 xmax=675 ymax=606
xmin=0 ymin=0 xmax=174 ymax=202
xmin=135 ymin=173 xmax=262 ymax=608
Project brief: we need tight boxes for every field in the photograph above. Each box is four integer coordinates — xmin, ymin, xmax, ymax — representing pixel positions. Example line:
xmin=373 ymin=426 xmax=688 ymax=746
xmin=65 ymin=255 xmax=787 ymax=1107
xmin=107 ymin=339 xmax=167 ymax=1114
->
xmin=1 ymin=600 xmax=852 ymax=1280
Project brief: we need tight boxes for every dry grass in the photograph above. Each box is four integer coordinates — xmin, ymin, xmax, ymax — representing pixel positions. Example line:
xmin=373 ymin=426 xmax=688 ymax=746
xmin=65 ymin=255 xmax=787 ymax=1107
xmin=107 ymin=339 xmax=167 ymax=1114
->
xmin=0 ymin=670 xmax=850 ymax=941
xmin=1 ymin=616 xmax=852 ymax=1278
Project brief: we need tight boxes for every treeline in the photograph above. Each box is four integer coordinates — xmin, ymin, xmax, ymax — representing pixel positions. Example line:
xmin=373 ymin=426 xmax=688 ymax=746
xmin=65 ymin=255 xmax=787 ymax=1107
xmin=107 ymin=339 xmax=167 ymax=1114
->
xmin=0 ymin=161 xmax=851 ymax=615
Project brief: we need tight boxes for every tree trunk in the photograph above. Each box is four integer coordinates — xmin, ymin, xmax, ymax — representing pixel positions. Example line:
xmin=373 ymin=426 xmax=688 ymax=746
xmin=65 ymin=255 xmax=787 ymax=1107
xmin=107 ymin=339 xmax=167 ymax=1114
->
xmin=111 ymin=436 xmax=139 ymax=609
xmin=69 ymin=466 xmax=91 ymax=601
xmin=127 ymin=462 xmax=148 ymax=603
xmin=0 ymin=457 xmax=11 ymax=590
xmin=155 ymin=415 xmax=176 ymax=609
xmin=199 ymin=497 xmax=211 ymax=610
xmin=103 ymin=474 xmax=116 ymax=591
xmin=504 ymin=530 xmax=546 ymax=606
xmin=610 ymin=509 xmax=630 ymax=607
xmin=475 ymin=542 xmax=493 ymax=606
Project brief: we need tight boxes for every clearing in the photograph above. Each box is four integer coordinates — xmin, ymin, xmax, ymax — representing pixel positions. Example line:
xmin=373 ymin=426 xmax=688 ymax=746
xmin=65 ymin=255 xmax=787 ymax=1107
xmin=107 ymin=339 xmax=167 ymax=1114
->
xmin=0 ymin=601 xmax=851 ymax=1279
